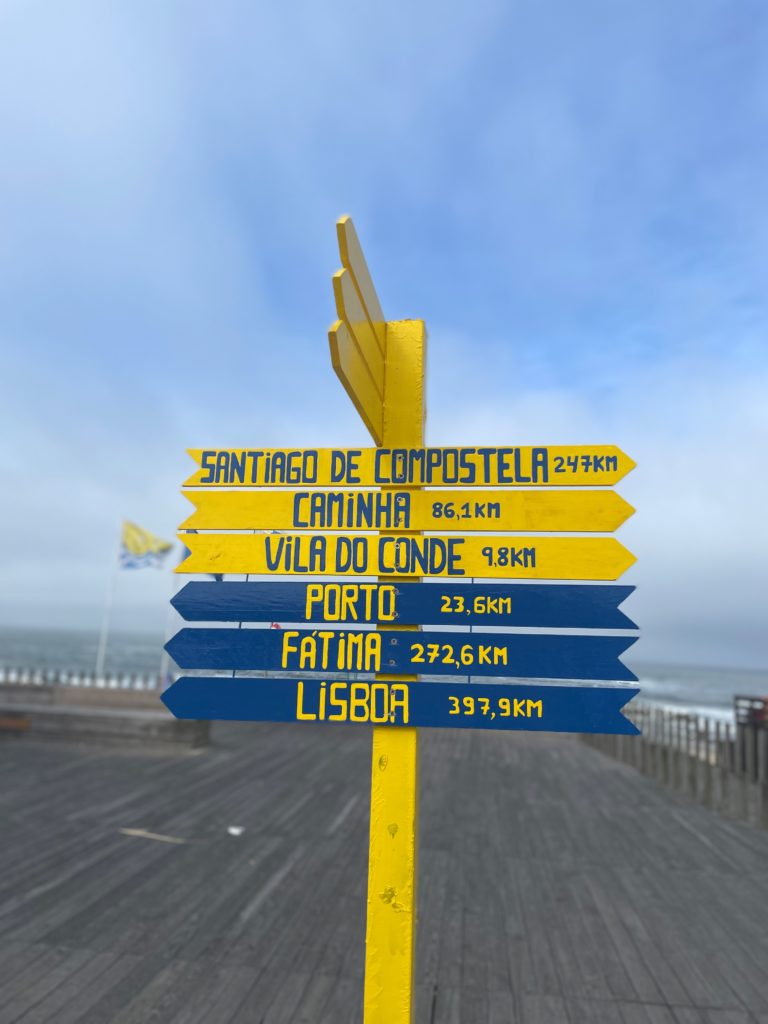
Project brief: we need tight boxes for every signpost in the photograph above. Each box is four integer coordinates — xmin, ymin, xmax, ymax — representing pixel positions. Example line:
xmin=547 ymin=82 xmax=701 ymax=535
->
xmin=162 ymin=215 xmax=639 ymax=1024
xmin=171 ymin=580 xmax=638 ymax=629
xmin=165 ymin=627 xmax=637 ymax=680
xmin=176 ymin=531 xmax=634 ymax=578
xmin=181 ymin=487 xmax=635 ymax=532
xmin=163 ymin=677 xmax=639 ymax=733
xmin=183 ymin=444 xmax=636 ymax=487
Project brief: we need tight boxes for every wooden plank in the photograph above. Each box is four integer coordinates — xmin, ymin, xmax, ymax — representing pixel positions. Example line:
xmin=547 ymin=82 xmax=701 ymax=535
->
xmin=171 ymin=580 xmax=638 ymax=630
xmin=12 ymin=953 xmax=127 ymax=1024
xmin=570 ymin=998 xmax=634 ymax=1023
xmin=167 ymin=966 xmax=259 ymax=1024
xmin=180 ymin=487 xmax=635 ymax=533
xmin=620 ymin=1006 xmax=677 ymax=1024
xmin=183 ymin=445 xmax=637 ymax=487
xmin=2 ymin=722 xmax=768 ymax=1021
xmin=519 ymin=994 xmax=571 ymax=1023
xmin=332 ymin=268 xmax=385 ymax=393
xmin=165 ymin=626 xmax=638 ymax=681
xmin=23 ymin=954 xmax=142 ymax=1024
xmin=176 ymin=531 xmax=636 ymax=580
xmin=364 ymin=319 xmax=425 ymax=1024
xmin=336 ymin=215 xmax=386 ymax=355
xmin=163 ymin=677 xmax=639 ymax=735
xmin=329 ymin=320 xmax=384 ymax=445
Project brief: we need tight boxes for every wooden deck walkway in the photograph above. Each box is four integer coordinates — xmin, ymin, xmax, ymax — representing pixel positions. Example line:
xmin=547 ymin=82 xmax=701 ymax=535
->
xmin=1 ymin=723 xmax=767 ymax=1023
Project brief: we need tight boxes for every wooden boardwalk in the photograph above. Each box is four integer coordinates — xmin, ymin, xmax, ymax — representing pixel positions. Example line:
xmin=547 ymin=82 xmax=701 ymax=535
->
xmin=1 ymin=723 xmax=767 ymax=1023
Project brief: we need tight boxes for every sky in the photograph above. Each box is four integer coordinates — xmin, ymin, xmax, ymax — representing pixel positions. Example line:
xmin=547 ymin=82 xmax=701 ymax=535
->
xmin=0 ymin=0 xmax=766 ymax=669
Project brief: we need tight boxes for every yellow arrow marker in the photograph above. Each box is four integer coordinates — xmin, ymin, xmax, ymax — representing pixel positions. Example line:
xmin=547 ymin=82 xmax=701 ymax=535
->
xmin=337 ymin=214 xmax=386 ymax=356
xmin=180 ymin=488 xmax=635 ymax=533
xmin=177 ymin=532 xmax=635 ymax=580
xmin=329 ymin=321 xmax=384 ymax=445
xmin=333 ymin=268 xmax=385 ymax=394
xmin=184 ymin=445 xmax=636 ymax=488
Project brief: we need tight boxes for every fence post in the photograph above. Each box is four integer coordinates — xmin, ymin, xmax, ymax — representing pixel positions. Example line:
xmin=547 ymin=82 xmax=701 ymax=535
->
xmin=757 ymin=726 xmax=768 ymax=829
xmin=745 ymin=724 xmax=756 ymax=824
xmin=714 ymin=721 xmax=725 ymax=813
xmin=703 ymin=718 xmax=713 ymax=808
xmin=675 ymin=712 xmax=684 ymax=793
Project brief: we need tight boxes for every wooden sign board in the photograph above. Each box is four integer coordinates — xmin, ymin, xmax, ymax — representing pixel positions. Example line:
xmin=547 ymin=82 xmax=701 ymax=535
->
xmin=171 ymin=580 xmax=638 ymax=629
xmin=183 ymin=445 xmax=636 ymax=487
xmin=163 ymin=676 xmax=640 ymax=734
xmin=181 ymin=487 xmax=634 ymax=532
xmin=162 ymin=215 xmax=640 ymax=1024
xmin=176 ymin=531 xmax=636 ymax=579
xmin=166 ymin=626 xmax=638 ymax=681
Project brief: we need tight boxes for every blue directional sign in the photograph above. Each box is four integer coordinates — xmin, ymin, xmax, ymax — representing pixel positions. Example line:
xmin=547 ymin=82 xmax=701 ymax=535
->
xmin=165 ymin=627 xmax=637 ymax=681
xmin=171 ymin=580 xmax=637 ymax=629
xmin=162 ymin=677 xmax=640 ymax=735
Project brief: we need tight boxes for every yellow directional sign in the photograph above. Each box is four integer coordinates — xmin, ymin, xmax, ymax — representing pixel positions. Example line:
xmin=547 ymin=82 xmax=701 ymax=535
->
xmin=329 ymin=321 xmax=384 ymax=444
xmin=336 ymin=214 xmax=386 ymax=354
xmin=162 ymin=215 xmax=643 ymax=1024
xmin=333 ymin=269 xmax=385 ymax=392
xmin=184 ymin=445 xmax=636 ymax=487
xmin=181 ymin=487 xmax=635 ymax=532
xmin=329 ymin=217 xmax=388 ymax=444
xmin=176 ymin=532 xmax=635 ymax=580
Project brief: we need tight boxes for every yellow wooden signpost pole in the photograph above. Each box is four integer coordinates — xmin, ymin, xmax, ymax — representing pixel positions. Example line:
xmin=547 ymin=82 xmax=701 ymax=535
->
xmin=329 ymin=217 xmax=425 ymax=1023
xmin=365 ymin=319 xmax=425 ymax=1024
xmin=164 ymin=217 xmax=639 ymax=1022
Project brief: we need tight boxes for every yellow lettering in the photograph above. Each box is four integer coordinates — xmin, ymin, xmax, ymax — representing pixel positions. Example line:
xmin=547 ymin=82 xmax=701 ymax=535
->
xmin=347 ymin=634 xmax=363 ymax=670
xmin=299 ymin=634 xmax=316 ymax=669
xmin=513 ymin=698 xmax=526 ymax=717
xmin=325 ymin=585 xmax=340 ymax=620
xmin=295 ymin=681 xmax=316 ymax=720
xmin=361 ymin=584 xmax=375 ymax=620
xmin=379 ymin=585 xmax=396 ymax=621
xmin=305 ymin=584 xmax=323 ymax=620
xmin=317 ymin=630 xmax=333 ymax=669
xmin=366 ymin=633 xmax=381 ymax=672
xmin=281 ymin=630 xmax=300 ymax=668
xmin=390 ymin=684 xmax=409 ymax=724
xmin=341 ymin=585 xmax=358 ymax=621
xmin=350 ymin=683 xmax=370 ymax=721
xmin=528 ymin=699 xmax=543 ymax=718
xmin=336 ymin=631 xmax=346 ymax=669
xmin=369 ymin=683 xmax=389 ymax=723
xmin=328 ymin=682 xmax=348 ymax=721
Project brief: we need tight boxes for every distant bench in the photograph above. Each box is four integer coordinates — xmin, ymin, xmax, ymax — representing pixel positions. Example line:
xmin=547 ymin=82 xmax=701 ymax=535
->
xmin=0 ymin=711 xmax=30 ymax=734
xmin=0 ymin=687 xmax=209 ymax=753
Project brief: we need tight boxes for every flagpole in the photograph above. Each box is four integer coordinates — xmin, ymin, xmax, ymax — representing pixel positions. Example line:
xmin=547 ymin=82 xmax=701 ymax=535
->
xmin=161 ymin=530 xmax=194 ymax=690
xmin=95 ymin=527 xmax=121 ymax=679
xmin=158 ymin=567 xmax=178 ymax=690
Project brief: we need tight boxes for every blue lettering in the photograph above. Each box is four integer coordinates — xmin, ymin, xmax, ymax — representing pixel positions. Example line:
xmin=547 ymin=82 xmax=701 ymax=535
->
xmin=511 ymin=448 xmax=529 ymax=484
xmin=337 ymin=536 xmax=353 ymax=572
xmin=331 ymin=450 xmax=347 ymax=483
xmin=532 ymin=448 xmax=548 ymax=483
xmin=200 ymin=450 xmax=216 ymax=484
xmin=347 ymin=450 xmax=362 ymax=484
xmin=293 ymin=493 xmax=308 ymax=528
xmin=459 ymin=448 xmax=476 ymax=483
xmin=265 ymin=536 xmax=285 ymax=571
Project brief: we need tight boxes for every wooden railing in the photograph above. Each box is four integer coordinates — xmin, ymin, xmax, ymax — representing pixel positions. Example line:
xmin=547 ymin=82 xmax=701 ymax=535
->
xmin=582 ymin=699 xmax=768 ymax=829
xmin=0 ymin=665 xmax=161 ymax=691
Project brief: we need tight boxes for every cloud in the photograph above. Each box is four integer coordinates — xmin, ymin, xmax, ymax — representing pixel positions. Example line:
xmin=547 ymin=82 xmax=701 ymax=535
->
xmin=0 ymin=0 xmax=766 ymax=672
xmin=428 ymin=328 xmax=768 ymax=669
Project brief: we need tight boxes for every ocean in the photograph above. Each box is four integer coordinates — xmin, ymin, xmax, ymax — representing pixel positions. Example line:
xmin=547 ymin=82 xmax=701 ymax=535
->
xmin=0 ymin=626 xmax=166 ymax=677
xmin=0 ymin=625 xmax=764 ymax=719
